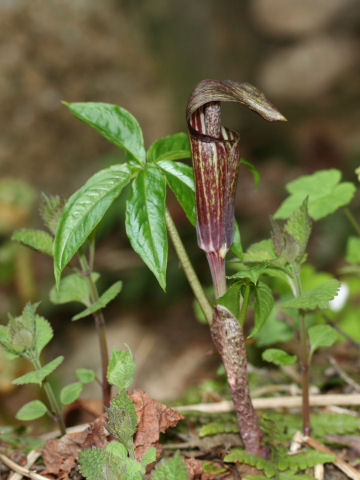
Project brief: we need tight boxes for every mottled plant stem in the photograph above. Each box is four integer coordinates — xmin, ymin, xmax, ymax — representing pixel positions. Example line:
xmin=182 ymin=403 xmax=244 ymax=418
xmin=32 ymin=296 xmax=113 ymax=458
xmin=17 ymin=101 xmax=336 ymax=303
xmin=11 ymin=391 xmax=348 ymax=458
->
xmin=292 ymin=265 xmax=311 ymax=436
xmin=165 ymin=209 xmax=213 ymax=324
xmin=211 ymin=305 xmax=268 ymax=457
xmin=78 ymin=252 xmax=111 ymax=408
xmin=33 ymin=359 xmax=66 ymax=435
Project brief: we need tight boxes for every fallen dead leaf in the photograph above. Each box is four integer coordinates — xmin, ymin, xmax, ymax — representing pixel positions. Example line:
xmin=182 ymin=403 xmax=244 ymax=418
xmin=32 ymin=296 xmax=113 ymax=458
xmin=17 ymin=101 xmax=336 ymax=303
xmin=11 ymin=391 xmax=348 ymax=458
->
xmin=185 ymin=457 xmax=203 ymax=479
xmin=130 ymin=389 xmax=183 ymax=460
xmin=42 ymin=416 xmax=106 ymax=480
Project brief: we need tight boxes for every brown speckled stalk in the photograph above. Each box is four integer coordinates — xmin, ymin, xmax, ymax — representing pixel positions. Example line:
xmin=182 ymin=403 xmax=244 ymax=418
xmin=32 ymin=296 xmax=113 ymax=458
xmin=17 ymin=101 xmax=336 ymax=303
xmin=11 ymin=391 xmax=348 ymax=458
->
xmin=211 ymin=305 xmax=269 ymax=457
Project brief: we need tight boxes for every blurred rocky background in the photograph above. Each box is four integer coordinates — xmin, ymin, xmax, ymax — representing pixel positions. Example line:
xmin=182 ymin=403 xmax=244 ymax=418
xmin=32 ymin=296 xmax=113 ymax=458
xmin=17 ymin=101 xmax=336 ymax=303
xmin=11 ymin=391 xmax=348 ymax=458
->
xmin=0 ymin=0 xmax=360 ymax=417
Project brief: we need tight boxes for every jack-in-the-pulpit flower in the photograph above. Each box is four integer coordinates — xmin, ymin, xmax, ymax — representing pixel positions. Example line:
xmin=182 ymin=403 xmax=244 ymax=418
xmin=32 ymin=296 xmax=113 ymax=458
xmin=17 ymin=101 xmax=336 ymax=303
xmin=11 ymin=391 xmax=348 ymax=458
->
xmin=187 ymin=80 xmax=286 ymax=457
xmin=186 ymin=80 xmax=286 ymax=297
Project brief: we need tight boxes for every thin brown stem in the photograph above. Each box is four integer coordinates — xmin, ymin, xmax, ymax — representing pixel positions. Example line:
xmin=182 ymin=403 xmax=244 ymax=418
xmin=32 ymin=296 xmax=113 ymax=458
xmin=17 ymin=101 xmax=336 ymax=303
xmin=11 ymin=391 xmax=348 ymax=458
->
xmin=292 ymin=264 xmax=311 ymax=436
xmin=78 ymin=252 xmax=111 ymax=408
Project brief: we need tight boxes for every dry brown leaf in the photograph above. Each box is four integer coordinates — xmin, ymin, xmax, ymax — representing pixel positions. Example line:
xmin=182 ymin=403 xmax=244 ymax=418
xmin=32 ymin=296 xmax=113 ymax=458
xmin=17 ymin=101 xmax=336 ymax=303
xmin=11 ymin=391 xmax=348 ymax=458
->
xmin=42 ymin=416 xmax=106 ymax=480
xmin=130 ymin=389 xmax=183 ymax=460
xmin=185 ymin=457 xmax=203 ymax=479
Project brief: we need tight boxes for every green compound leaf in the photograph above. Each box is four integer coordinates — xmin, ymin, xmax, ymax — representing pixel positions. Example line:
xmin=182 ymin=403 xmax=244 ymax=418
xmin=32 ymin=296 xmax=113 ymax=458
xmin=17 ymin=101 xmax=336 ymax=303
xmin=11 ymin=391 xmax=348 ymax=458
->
xmin=243 ymin=239 xmax=277 ymax=262
xmin=147 ymin=132 xmax=191 ymax=163
xmin=50 ymin=273 xmax=100 ymax=306
xmin=107 ymin=347 xmax=135 ymax=391
xmin=250 ymin=281 xmax=274 ymax=338
xmin=72 ymin=281 xmax=122 ymax=321
xmin=262 ymin=348 xmax=297 ymax=366
xmin=346 ymin=236 xmax=360 ymax=264
xmin=60 ymin=382 xmax=83 ymax=405
xmin=224 ymin=448 xmax=276 ymax=478
xmin=282 ymin=279 xmax=340 ymax=310
xmin=16 ymin=400 xmax=48 ymax=421
xmin=311 ymin=413 xmax=360 ymax=436
xmin=274 ymin=169 xmax=356 ymax=220
xmin=64 ymin=102 xmax=146 ymax=165
xmin=105 ymin=391 xmax=137 ymax=447
xmin=12 ymin=356 xmax=64 ymax=385
xmin=309 ymin=325 xmax=338 ymax=356
xmin=12 ymin=229 xmax=54 ymax=257
xmin=157 ymin=160 xmax=196 ymax=225
xmin=35 ymin=315 xmax=54 ymax=356
xmin=151 ymin=452 xmax=188 ymax=480
xmin=125 ymin=166 xmax=167 ymax=290
xmin=54 ymin=164 xmax=131 ymax=287
xmin=240 ymin=158 xmax=260 ymax=188
xmin=199 ymin=422 xmax=238 ymax=437
xmin=78 ymin=447 xmax=106 ymax=480
xmin=277 ymin=449 xmax=334 ymax=471
xmin=75 ymin=368 xmax=96 ymax=384
xmin=141 ymin=447 xmax=156 ymax=467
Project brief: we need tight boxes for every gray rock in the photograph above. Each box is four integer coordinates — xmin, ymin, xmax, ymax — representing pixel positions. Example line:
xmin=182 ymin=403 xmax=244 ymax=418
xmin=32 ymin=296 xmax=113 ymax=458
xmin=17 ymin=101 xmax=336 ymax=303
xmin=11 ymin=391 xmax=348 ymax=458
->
xmin=251 ymin=0 xmax=350 ymax=37
xmin=257 ymin=36 xmax=357 ymax=101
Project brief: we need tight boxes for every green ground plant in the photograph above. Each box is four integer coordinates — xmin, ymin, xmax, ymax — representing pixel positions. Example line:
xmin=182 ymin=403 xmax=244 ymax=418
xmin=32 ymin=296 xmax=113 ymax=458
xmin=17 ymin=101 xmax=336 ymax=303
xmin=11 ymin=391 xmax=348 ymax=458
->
xmin=0 ymin=79 xmax=359 ymax=478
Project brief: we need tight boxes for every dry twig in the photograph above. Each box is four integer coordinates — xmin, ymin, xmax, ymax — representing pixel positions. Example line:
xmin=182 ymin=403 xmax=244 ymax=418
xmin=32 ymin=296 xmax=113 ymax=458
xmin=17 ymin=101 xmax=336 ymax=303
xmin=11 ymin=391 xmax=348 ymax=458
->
xmin=0 ymin=454 xmax=49 ymax=480
xmin=328 ymin=356 xmax=360 ymax=393
xmin=176 ymin=393 xmax=360 ymax=413
xmin=297 ymin=432 xmax=360 ymax=480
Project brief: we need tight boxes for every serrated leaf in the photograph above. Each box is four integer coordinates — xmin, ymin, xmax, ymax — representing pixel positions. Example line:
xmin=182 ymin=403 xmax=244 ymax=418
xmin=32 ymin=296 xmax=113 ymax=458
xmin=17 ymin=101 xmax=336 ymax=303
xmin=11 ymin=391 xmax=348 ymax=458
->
xmin=141 ymin=447 xmax=156 ymax=467
xmin=240 ymin=158 xmax=260 ymax=188
xmin=346 ymin=236 xmax=360 ymax=264
xmin=243 ymin=239 xmax=277 ymax=262
xmin=12 ymin=356 xmax=64 ymax=385
xmin=107 ymin=347 xmax=135 ymax=391
xmin=250 ymin=282 xmax=274 ymax=338
xmin=275 ymin=169 xmax=356 ymax=220
xmin=50 ymin=273 xmax=100 ymax=306
xmin=254 ymin=306 xmax=294 ymax=347
xmin=157 ymin=160 xmax=196 ymax=225
xmin=277 ymin=449 xmax=334 ymax=471
xmin=16 ymin=400 xmax=48 ymax=421
xmin=199 ymin=422 xmax=238 ymax=437
xmin=60 ymin=382 xmax=83 ymax=405
xmin=125 ymin=166 xmax=167 ymax=290
xmin=106 ymin=391 xmax=137 ymax=446
xmin=40 ymin=193 xmax=65 ymax=235
xmin=35 ymin=316 xmax=53 ymax=356
xmin=105 ymin=440 xmax=128 ymax=459
xmin=12 ymin=229 xmax=54 ymax=257
xmin=229 ymin=263 xmax=270 ymax=284
xmin=54 ymin=164 xmax=131 ymax=286
xmin=151 ymin=452 xmax=188 ymax=480
xmin=79 ymin=447 xmax=106 ymax=480
xmin=147 ymin=132 xmax=191 ymax=163
xmin=217 ymin=282 xmax=242 ymax=318
xmin=64 ymin=102 xmax=146 ymax=165
xmin=282 ymin=279 xmax=340 ymax=310
xmin=262 ymin=348 xmax=297 ymax=366
xmin=72 ymin=281 xmax=122 ymax=320
xmin=75 ymin=368 xmax=96 ymax=384
xmin=285 ymin=198 xmax=311 ymax=245
xmin=224 ymin=448 xmax=276 ymax=478
xmin=309 ymin=325 xmax=338 ymax=355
